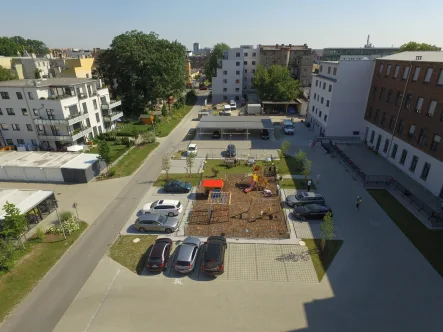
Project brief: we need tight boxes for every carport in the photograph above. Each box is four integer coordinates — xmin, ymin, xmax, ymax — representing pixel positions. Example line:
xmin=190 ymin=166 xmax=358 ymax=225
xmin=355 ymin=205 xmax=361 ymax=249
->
xmin=196 ymin=116 xmax=274 ymax=139
xmin=262 ymin=101 xmax=300 ymax=115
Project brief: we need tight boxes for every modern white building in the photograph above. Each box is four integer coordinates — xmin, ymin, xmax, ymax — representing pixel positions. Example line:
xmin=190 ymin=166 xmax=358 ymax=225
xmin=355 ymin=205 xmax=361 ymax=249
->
xmin=307 ymin=59 xmax=375 ymax=137
xmin=0 ymin=78 xmax=122 ymax=151
xmin=212 ymin=45 xmax=259 ymax=104
xmin=20 ymin=58 xmax=51 ymax=79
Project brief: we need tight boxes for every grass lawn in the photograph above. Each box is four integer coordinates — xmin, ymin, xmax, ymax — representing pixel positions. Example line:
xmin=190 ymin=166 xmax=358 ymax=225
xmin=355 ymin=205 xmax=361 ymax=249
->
xmin=116 ymin=121 xmax=152 ymax=136
xmin=303 ymin=238 xmax=344 ymax=282
xmin=89 ymin=142 xmax=128 ymax=162
xmin=203 ymin=159 xmax=266 ymax=175
xmin=154 ymin=173 xmax=201 ymax=187
xmin=0 ymin=222 xmax=88 ymax=322
xmin=275 ymin=151 xmax=303 ymax=175
xmin=110 ymin=143 xmax=159 ymax=177
xmin=279 ymin=178 xmax=316 ymax=190
xmin=368 ymin=189 xmax=443 ymax=277
xmin=108 ymin=235 xmax=157 ymax=274
xmin=155 ymin=97 xmax=197 ymax=137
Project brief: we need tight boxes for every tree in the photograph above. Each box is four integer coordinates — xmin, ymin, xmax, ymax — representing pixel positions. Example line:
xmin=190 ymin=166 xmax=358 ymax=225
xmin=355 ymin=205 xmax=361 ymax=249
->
xmin=96 ymin=30 xmax=187 ymax=116
xmin=280 ymin=140 xmax=291 ymax=157
xmin=320 ymin=212 xmax=335 ymax=252
xmin=253 ymin=65 xmax=300 ymax=102
xmin=302 ymin=159 xmax=312 ymax=182
xmin=185 ymin=152 xmax=195 ymax=178
xmin=399 ymin=42 xmax=441 ymax=52
xmin=161 ymin=104 xmax=168 ymax=117
xmin=0 ymin=202 xmax=27 ymax=240
xmin=0 ymin=238 xmax=16 ymax=272
xmin=97 ymin=140 xmax=111 ymax=173
xmin=161 ymin=155 xmax=171 ymax=180
xmin=205 ymin=43 xmax=230 ymax=83
xmin=295 ymin=150 xmax=307 ymax=166
xmin=0 ymin=65 xmax=17 ymax=81
xmin=34 ymin=68 xmax=41 ymax=79
xmin=0 ymin=36 xmax=49 ymax=56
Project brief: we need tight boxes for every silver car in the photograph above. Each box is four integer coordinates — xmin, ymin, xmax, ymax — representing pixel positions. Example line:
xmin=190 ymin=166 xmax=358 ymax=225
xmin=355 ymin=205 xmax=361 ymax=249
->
xmin=134 ymin=214 xmax=178 ymax=233
xmin=174 ymin=237 xmax=201 ymax=273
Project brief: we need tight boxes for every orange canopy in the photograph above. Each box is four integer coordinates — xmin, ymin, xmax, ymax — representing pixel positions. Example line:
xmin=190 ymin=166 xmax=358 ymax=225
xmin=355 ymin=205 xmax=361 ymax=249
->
xmin=202 ymin=179 xmax=224 ymax=188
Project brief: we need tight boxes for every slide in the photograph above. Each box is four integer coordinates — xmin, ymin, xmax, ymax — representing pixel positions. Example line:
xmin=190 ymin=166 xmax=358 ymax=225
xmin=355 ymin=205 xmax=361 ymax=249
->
xmin=244 ymin=181 xmax=256 ymax=193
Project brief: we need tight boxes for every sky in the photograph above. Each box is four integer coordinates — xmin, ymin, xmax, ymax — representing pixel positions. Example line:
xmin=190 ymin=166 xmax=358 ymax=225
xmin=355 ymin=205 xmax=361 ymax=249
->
xmin=1 ymin=0 xmax=442 ymax=51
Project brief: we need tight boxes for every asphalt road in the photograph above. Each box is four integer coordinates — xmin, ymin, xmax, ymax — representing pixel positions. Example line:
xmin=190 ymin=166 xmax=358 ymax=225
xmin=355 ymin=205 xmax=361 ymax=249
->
xmin=0 ymin=93 xmax=206 ymax=332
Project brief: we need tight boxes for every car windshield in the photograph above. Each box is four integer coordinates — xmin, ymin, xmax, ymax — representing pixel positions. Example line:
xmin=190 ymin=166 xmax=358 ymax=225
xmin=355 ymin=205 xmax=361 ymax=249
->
xmin=158 ymin=215 xmax=167 ymax=223
xmin=188 ymin=146 xmax=196 ymax=151
xmin=295 ymin=193 xmax=304 ymax=200
xmin=150 ymin=201 xmax=158 ymax=208
xmin=149 ymin=257 xmax=162 ymax=262
xmin=303 ymin=205 xmax=312 ymax=212
xmin=176 ymin=260 xmax=190 ymax=266
xmin=177 ymin=202 xmax=181 ymax=208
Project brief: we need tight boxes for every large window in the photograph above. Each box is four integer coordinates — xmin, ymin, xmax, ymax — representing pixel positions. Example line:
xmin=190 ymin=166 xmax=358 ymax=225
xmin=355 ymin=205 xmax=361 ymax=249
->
xmin=404 ymin=94 xmax=412 ymax=109
xmin=427 ymin=100 xmax=437 ymax=117
xmin=370 ymin=130 xmax=375 ymax=143
xmin=399 ymin=149 xmax=408 ymax=165
xmin=409 ymin=156 xmax=418 ymax=172
xmin=438 ymin=69 xmax=443 ymax=85
xmin=386 ymin=89 xmax=392 ymax=103
xmin=415 ymin=97 xmax=424 ymax=113
xmin=386 ymin=64 xmax=391 ymax=76
xmin=378 ymin=63 xmax=384 ymax=76
xmin=402 ymin=66 xmax=409 ymax=80
xmin=424 ymin=68 xmax=433 ymax=83
xmin=395 ymin=92 xmax=403 ymax=106
xmin=379 ymin=87 xmax=385 ymax=100
xmin=431 ymin=135 xmax=440 ymax=152
xmin=412 ymin=67 xmax=421 ymax=81
xmin=393 ymin=65 xmax=400 ymax=78
xmin=0 ymin=92 xmax=10 ymax=99
xmin=383 ymin=139 xmax=390 ymax=153
xmin=391 ymin=144 xmax=398 ymax=158
xmin=420 ymin=162 xmax=431 ymax=181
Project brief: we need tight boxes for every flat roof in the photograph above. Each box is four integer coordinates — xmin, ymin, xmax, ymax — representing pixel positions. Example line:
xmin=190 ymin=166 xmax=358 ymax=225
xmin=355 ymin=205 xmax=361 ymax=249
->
xmin=197 ymin=116 xmax=274 ymax=130
xmin=0 ymin=189 xmax=54 ymax=219
xmin=0 ymin=78 xmax=99 ymax=88
xmin=378 ymin=51 xmax=443 ymax=62
xmin=0 ymin=151 xmax=97 ymax=169
xmin=61 ymin=153 xmax=99 ymax=170
xmin=324 ymin=47 xmax=399 ymax=50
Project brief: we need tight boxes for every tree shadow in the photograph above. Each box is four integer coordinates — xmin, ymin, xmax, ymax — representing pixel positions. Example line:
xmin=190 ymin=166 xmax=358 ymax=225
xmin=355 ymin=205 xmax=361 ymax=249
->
xmin=136 ymin=245 xmax=152 ymax=275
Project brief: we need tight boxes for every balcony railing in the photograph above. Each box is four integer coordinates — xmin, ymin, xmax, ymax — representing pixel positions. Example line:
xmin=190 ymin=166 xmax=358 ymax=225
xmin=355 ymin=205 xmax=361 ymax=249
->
xmin=103 ymin=111 xmax=123 ymax=122
xmin=97 ymin=87 xmax=108 ymax=95
xmin=72 ymin=126 xmax=93 ymax=141
xmin=33 ymin=112 xmax=89 ymax=126
xmin=37 ymin=126 xmax=92 ymax=142
xmin=101 ymin=100 xmax=122 ymax=110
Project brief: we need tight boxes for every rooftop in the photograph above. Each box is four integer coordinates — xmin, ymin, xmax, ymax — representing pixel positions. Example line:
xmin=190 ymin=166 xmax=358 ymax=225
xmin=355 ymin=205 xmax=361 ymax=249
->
xmin=0 ymin=78 xmax=99 ymax=88
xmin=324 ymin=47 xmax=399 ymax=50
xmin=0 ymin=151 xmax=98 ymax=169
xmin=197 ymin=116 xmax=274 ymax=130
xmin=0 ymin=189 xmax=54 ymax=219
xmin=378 ymin=51 xmax=443 ymax=62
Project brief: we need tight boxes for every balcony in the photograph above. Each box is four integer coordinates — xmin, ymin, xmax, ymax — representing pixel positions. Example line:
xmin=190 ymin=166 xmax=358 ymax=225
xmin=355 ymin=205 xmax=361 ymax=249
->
xmin=101 ymin=100 xmax=122 ymax=110
xmin=37 ymin=126 xmax=92 ymax=142
xmin=33 ymin=113 xmax=89 ymax=126
xmin=72 ymin=126 xmax=93 ymax=141
xmin=103 ymin=111 xmax=124 ymax=122
xmin=97 ymin=87 xmax=109 ymax=95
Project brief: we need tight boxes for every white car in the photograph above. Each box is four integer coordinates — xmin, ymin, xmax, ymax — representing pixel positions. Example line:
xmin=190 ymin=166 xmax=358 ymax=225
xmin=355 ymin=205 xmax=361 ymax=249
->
xmin=223 ymin=104 xmax=232 ymax=116
xmin=187 ymin=143 xmax=198 ymax=156
xmin=229 ymin=100 xmax=237 ymax=110
xmin=142 ymin=200 xmax=182 ymax=217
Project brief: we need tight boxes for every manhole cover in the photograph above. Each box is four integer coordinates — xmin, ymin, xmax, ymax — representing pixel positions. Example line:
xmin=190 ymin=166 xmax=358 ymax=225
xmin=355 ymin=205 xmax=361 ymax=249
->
xmin=133 ymin=238 xmax=141 ymax=243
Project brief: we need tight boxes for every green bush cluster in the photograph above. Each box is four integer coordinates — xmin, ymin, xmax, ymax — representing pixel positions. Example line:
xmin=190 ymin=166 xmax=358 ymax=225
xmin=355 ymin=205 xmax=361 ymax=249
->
xmin=114 ymin=137 xmax=134 ymax=148
xmin=46 ymin=216 xmax=80 ymax=235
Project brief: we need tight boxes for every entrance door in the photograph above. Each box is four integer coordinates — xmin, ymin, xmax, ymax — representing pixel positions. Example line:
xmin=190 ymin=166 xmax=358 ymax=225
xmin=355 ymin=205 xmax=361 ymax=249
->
xmin=375 ymin=134 xmax=382 ymax=151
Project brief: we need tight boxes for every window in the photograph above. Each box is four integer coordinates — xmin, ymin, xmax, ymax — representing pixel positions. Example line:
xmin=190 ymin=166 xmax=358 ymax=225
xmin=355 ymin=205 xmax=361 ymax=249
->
xmin=223 ymin=70 xmax=227 ymax=75
xmin=237 ymin=70 xmax=241 ymax=75
xmin=326 ymin=100 xmax=330 ymax=107
xmin=5 ymin=139 xmax=13 ymax=145
xmin=93 ymin=100 xmax=97 ymax=110
xmin=427 ymin=100 xmax=437 ymax=116
xmin=431 ymin=135 xmax=441 ymax=151
xmin=412 ymin=67 xmax=420 ymax=81
xmin=329 ymin=84 xmax=332 ymax=92
xmin=252 ymin=69 xmax=255 ymax=73
xmin=1 ymin=124 xmax=8 ymax=130
xmin=389 ymin=115 xmax=395 ymax=130
xmin=394 ymin=65 xmax=400 ymax=78
xmin=0 ymin=92 xmax=10 ymax=99
xmin=438 ymin=69 xmax=443 ymax=85
xmin=370 ymin=130 xmax=375 ymax=143
xmin=17 ymin=139 xmax=24 ymax=145
xmin=82 ymin=102 xmax=88 ymax=113
xmin=386 ymin=64 xmax=391 ymax=76
xmin=408 ymin=124 xmax=416 ymax=137
xmin=244 ymin=53 xmax=248 ymax=57
xmin=252 ymin=61 xmax=256 ymax=65
xmin=236 ymin=62 xmax=240 ymax=66
xmin=235 ymin=79 xmax=240 ymax=84
xmin=16 ymin=92 xmax=23 ymax=99
xmin=391 ymin=144 xmax=398 ymax=158
xmin=378 ymin=63 xmax=384 ymax=76
xmin=316 ymin=80 xmax=318 ymax=87
xmin=420 ymin=162 xmax=431 ymax=181
xmin=417 ymin=128 xmax=426 ymax=146
xmin=31 ymin=139 xmax=37 ymax=146
xmin=379 ymin=87 xmax=385 ymax=100
xmin=28 ymin=92 xmax=34 ymax=100
xmin=374 ymin=109 xmax=380 ymax=122
xmin=26 ymin=124 xmax=33 ymax=131
xmin=235 ymin=88 xmax=240 ymax=92
xmin=21 ymin=108 xmax=28 ymax=116
xmin=252 ymin=52 xmax=256 ymax=57
xmin=314 ymin=93 xmax=316 ymax=99
xmin=223 ymin=79 xmax=227 ymax=84
xmin=333 ymin=67 xmax=337 ymax=75
xmin=6 ymin=108 xmax=15 ymax=115
xmin=324 ymin=114 xmax=327 ymax=121
xmin=321 ymin=97 xmax=324 ymax=104
xmin=0 ymin=108 xmax=2 ymax=115
xmin=37 ymin=125 xmax=44 ymax=132
xmin=372 ymin=87 xmax=377 ymax=99
xmin=319 ymin=111 xmax=322 ymax=117
xmin=395 ymin=92 xmax=403 ymax=106
xmin=397 ymin=119 xmax=404 ymax=134
xmin=12 ymin=124 xmax=20 ymax=131
xmin=244 ymin=61 xmax=247 ymax=65
xmin=223 ymin=88 xmax=227 ymax=92
xmin=98 ymin=125 xmax=102 ymax=134
xmin=408 ymin=156 xmax=419 ymax=172
xmin=424 ymin=68 xmax=433 ymax=83
xmin=415 ymin=97 xmax=424 ymax=113
xmin=320 ymin=65 xmax=323 ymax=72
xmin=312 ymin=106 xmax=314 ymax=112
xmin=95 ymin=113 xmax=100 ymax=122
xmin=399 ymin=149 xmax=408 ymax=165
xmin=328 ymin=67 xmax=331 ymax=74
xmin=33 ymin=109 xmax=38 ymax=116
xmin=323 ymin=82 xmax=326 ymax=89
xmin=404 ymin=94 xmax=412 ymax=109
xmin=383 ymin=139 xmax=389 ymax=153
xmin=386 ymin=89 xmax=392 ymax=103
xmin=381 ymin=112 xmax=387 ymax=126
xmin=236 ymin=52 xmax=240 ymax=57
xmin=402 ymin=66 xmax=409 ymax=80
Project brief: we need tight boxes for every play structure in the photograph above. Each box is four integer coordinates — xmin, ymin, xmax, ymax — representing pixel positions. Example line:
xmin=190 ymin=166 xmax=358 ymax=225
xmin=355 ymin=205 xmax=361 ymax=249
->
xmin=244 ymin=165 xmax=269 ymax=193
xmin=201 ymin=179 xmax=224 ymax=195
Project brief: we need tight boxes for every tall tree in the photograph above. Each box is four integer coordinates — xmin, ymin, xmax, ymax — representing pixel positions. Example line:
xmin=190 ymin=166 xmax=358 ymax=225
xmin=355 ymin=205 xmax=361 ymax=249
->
xmin=96 ymin=30 xmax=187 ymax=116
xmin=0 ymin=36 xmax=49 ymax=56
xmin=0 ymin=202 xmax=27 ymax=240
xmin=161 ymin=155 xmax=171 ymax=180
xmin=205 ymin=43 xmax=230 ymax=83
xmin=320 ymin=212 xmax=335 ymax=252
xmin=97 ymin=140 xmax=111 ymax=173
xmin=253 ymin=65 xmax=300 ymax=101
xmin=0 ymin=65 xmax=17 ymax=81
xmin=399 ymin=42 xmax=441 ymax=52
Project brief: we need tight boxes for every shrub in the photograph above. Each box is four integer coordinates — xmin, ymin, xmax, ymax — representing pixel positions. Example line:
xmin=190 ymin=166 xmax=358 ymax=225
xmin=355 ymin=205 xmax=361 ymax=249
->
xmin=35 ymin=228 xmax=45 ymax=242
xmin=0 ymin=239 xmax=16 ymax=272
xmin=59 ymin=211 xmax=73 ymax=222
xmin=108 ymin=168 xmax=116 ymax=177
xmin=161 ymin=105 xmax=168 ymax=117
xmin=47 ymin=216 xmax=80 ymax=235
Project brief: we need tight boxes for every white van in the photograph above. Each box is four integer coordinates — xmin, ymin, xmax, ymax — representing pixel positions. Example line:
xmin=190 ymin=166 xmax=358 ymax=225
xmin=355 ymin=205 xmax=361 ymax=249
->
xmin=282 ymin=119 xmax=295 ymax=135
xmin=223 ymin=104 xmax=232 ymax=116
xmin=229 ymin=100 xmax=237 ymax=110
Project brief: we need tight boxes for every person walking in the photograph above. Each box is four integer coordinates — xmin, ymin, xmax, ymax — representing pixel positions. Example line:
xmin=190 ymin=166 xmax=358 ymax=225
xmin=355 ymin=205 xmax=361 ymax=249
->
xmin=307 ymin=180 xmax=312 ymax=192
xmin=356 ymin=196 xmax=362 ymax=211
xmin=316 ymin=173 xmax=321 ymax=184
xmin=276 ymin=183 xmax=280 ymax=197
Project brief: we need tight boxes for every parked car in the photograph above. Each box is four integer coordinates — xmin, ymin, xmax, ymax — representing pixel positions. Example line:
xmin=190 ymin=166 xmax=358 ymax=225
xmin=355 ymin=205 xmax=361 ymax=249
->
xmin=164 ymin=180 xmax=192 ymax=193
xmin=281 ymin=119 xmax=295 ymax=135
xmin=142 ymin=200 xmax=182 ymax=216
xmin=146 ymin=238 xmax=172 ymax=272
xmin=261 ymin=129 xmax=270 ymax=140
xmin=285 ymin=192 xmax=325 ymax=207
xmin=292 ymin=204 xmax=333 ymax=220
xmin=223 ymin=105 xmax=232 ymax=116
xmin=212 ymin=130 xmax=221 ymax=139
xmin=226 ymin=144 xmax=236 ymax=157
xmin=174 ymin=237 xmax=201 ymax=273
xmin=201 ymin=236 xmax=227 ymax=275
xmin=187 ymin=143 xmax=198 ymax=156
xmin=229 ymin=100 xmax=237 ymax=110
xmin=134 ymin=214 xmax=178 ymax=233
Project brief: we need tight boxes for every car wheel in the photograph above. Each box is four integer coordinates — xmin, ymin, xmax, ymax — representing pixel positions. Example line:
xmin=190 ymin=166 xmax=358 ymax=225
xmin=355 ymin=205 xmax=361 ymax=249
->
xmin=168 ymin=212 xmax=175 ymax=217
xmin=139 ymin=227 xmax=146 ymax=232
xmin=165 ymin=228 xmax=173 ymax=234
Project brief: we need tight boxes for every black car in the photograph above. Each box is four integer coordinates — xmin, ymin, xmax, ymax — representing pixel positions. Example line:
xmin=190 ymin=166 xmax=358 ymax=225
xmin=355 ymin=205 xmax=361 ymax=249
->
xmin=292 ymin=204 xmax=332 ymax=220
xmin=261 ymin=129 xmax=270 ymax=140
xmin=226 ymin=144 xmax=236 ymax=157
xmin=164 ymin=180 xmax=192 ymax=193
xmin=212 ymin=130 xmax=221 ymax=139
xmin=285 ymin=192 xmax=325 ymax=207
xmin=146 ymin=238 xmax=172 ymax=272
xmin=202 ymin=236 xmax=227 ymax=275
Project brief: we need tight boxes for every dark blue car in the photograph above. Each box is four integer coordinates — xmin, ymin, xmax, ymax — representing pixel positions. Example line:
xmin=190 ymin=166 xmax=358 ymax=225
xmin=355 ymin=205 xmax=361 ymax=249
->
xmin=164 ymin=180 xmax=192 ymax=193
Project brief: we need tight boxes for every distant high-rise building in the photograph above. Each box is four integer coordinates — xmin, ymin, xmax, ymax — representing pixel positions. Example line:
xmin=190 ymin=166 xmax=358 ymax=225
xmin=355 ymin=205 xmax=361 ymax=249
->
xmin=193 ymin=43 xmax=200 ymax=53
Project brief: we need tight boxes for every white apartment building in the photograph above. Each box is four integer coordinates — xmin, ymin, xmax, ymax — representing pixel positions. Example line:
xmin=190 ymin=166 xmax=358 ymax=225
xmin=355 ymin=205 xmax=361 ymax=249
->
xmin=212 ymin=45 xmax=259 ymax=104
xmin=0 ymin=78 xmax=123 ymax=151
xmin=20 ymin=58 xmax=51 ymax=79
xmin=307 ymin=59 xmax=375 ymax=137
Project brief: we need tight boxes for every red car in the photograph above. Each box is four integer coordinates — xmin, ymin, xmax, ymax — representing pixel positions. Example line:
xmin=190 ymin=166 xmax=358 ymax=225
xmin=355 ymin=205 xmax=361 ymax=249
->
xmin=146 ymin=238 xmax=172 ymax=272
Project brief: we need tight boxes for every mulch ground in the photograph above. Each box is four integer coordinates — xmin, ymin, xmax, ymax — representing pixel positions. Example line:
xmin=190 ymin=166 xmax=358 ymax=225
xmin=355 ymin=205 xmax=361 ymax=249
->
xmin=187 ymin=174 xmax=289 ymax=239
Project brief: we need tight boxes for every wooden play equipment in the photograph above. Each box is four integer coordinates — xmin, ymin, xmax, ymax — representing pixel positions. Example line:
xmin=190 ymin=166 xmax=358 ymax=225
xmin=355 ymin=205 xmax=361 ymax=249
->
xmin=206 ymin=183 xmax=231 ymax=224
xmin=1 ymin=145 xmax=14 ymax=151
xmin=244 ymin=165 xmax=268 ymax=193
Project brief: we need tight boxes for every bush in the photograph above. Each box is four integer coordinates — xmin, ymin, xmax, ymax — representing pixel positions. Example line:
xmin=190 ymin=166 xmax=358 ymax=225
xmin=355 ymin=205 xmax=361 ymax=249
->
xmin=35 ymin=228 xmax=45 ymax=242
xmin=186 ymin=89 xmax=197 ymax=103
xmin=108 ymin=168 xmax=116 ymax=177
xmin=47 ymin=216 xmax=80 ymax=235
xmin=0 ymin=239 xmax=17 ymax=272
xmin=161 ymin=105 xmax=168 ymax=117
xmin=59 ymin=211 xmax=73 ymax=222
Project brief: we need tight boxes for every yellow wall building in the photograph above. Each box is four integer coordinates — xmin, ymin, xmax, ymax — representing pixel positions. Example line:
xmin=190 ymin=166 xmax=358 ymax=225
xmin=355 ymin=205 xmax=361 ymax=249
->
xmin=61 ymin=58 xmax=94 ymax=78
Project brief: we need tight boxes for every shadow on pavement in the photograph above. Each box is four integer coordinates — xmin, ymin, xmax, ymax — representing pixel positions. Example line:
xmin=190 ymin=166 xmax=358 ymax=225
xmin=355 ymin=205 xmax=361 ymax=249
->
xmin=136 ymin=245 xmax=152 ymax=275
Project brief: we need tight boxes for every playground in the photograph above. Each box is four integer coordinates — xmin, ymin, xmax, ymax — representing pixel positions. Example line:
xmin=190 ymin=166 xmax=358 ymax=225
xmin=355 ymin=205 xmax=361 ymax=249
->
xmin=187 ymin=165 xmax=288 ymax=239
